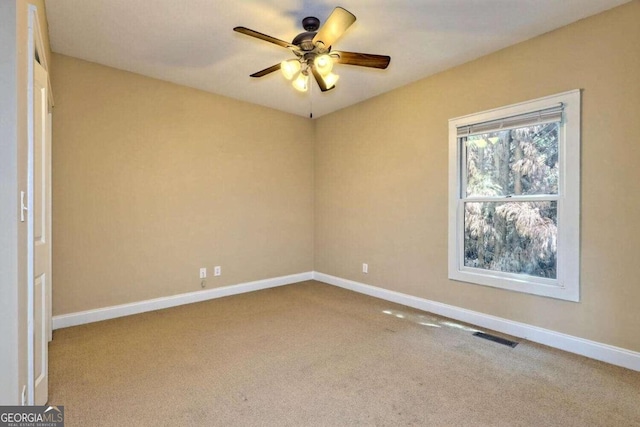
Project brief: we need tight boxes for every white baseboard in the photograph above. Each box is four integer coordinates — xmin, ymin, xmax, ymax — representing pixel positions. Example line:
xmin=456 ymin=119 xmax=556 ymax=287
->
xmin=53 ymin=270 xmax=639 ymax=372
xmin=313 ymin=272 xmax=640 ymax=372
xmin=52 ymin=272 xmax=313 ymax=330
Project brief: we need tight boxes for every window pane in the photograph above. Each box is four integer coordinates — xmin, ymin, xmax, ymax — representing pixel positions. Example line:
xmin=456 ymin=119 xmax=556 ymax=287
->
xmin=465 ymin=122 xmax=559 ymax=197
xmin=464 ymin=201 xmax=557 ymax=279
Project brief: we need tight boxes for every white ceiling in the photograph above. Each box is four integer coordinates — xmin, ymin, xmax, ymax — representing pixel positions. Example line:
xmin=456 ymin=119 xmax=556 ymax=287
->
xmin=45 ymin=0 xmax=629 ymax=118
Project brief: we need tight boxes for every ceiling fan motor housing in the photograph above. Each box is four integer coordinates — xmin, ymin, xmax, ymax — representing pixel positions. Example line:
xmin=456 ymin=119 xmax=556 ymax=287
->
xmin=294 ymin=16 xmax=324 ymax=51
xmin=292 ymin=31 xmax=317 ymax=51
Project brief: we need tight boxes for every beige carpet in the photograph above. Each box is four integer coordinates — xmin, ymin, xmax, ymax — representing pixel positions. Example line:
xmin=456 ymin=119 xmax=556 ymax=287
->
xmin=49 ymin=281 xmax=640 ymax=426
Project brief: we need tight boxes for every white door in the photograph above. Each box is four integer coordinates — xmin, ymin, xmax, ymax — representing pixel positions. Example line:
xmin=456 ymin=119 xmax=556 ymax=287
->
xmin=28 ymin=59 xmax=50 ymax=406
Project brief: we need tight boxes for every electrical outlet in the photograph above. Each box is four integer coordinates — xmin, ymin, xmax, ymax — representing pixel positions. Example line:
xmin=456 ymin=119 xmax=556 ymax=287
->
xmin=362 ymin=263 xmax=368 ymax=274
xmin=199 ymin=268 xmax=207 ymax=279
xmin=214 ymin=266 xmax=221 ymax=276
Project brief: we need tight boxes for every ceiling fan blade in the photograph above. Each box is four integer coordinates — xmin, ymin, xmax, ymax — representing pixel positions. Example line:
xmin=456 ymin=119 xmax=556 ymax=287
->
xmin=333 ymin=51 xmax=391 ymax=69
xmin=234 ymin=26 xmax=299 ymax=51
xmin=311 ymin=68 xmax=335 ymax=92
xmin=312 ymin=7 xmax=356 ymax=48
xmin=250 ymin=63 xmax=282 ymax=78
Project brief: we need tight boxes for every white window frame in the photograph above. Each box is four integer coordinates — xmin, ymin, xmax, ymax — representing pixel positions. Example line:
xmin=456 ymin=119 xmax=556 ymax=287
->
xmin=448 ymin=90 xmax=581 ymax=302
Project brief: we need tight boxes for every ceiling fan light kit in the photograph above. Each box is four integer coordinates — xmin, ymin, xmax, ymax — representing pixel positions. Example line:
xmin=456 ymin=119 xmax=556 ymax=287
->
xmin=234 ymin=6 xmax=390 ymax=94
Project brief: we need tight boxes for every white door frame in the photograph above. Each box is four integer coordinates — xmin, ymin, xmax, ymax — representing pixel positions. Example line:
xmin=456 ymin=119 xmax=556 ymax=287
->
xmin=27 ymin=4 xmax=53 ymax=406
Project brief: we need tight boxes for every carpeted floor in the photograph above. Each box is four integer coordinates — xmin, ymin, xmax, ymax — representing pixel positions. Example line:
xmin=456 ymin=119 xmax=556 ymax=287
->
xmin=49 ymin=280 xmax=640 ymax=426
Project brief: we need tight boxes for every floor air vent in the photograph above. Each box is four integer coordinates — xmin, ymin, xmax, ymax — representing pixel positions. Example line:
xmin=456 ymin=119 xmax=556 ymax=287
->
xmin=473 ymin=332 xmax=518 ymax=348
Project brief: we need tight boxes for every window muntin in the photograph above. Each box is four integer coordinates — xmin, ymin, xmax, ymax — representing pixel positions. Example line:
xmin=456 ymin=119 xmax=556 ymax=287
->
xmin=448 ymin=90 xmax=580 ymax=301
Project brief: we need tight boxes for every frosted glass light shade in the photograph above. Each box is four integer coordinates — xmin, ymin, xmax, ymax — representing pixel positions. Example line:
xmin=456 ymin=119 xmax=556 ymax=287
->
xmin=281 ymin=60 xmax=301 ymax=80
xmin=313 ymin=54 xmax=333 ymax=76
xmin=292 ymin=72 xmax=309 ymax=92
xmin=322 ymin=72 xmax=339 ymax=88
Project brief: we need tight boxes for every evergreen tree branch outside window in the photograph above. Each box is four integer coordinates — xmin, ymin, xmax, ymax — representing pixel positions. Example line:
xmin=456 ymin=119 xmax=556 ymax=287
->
xmin=448 ymin=91 xmax=581 ymax=301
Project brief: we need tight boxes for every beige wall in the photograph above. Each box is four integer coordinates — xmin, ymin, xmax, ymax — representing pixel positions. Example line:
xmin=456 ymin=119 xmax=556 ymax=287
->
xmin=315 ymin=1 xmax=640 ymax=352
xmin=50 ymin=2 xmax=638 ymax=357
xmin=0 ymin=0 xmax=50 ymax=405
xmin=51 ymin=54 xmax=314 ymax=315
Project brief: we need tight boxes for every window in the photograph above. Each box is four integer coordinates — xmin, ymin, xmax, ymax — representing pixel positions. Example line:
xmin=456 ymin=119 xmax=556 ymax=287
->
xmin=448 ymin=90 xmax=580 ymax=301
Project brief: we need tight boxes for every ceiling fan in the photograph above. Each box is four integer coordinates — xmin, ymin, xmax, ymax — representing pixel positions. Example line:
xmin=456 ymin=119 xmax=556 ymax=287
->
xmin=234 ymin=7 xmax=390 ymax=93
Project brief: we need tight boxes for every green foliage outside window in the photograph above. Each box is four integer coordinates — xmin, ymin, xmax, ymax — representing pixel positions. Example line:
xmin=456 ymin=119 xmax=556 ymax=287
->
xmin=463 ymin=123 xmax=559 ymax=278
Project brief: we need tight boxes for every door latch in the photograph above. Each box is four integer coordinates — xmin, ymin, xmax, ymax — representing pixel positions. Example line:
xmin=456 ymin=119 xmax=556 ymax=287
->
xmin=20 ymin=191 xmax=28 ymax=222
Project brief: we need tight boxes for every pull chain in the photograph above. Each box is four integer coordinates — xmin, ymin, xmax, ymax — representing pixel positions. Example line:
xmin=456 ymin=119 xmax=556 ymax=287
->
xmin=309 ymin=77 xmax=313 ymax=119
